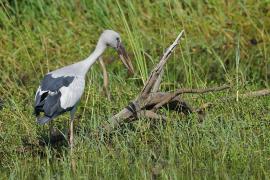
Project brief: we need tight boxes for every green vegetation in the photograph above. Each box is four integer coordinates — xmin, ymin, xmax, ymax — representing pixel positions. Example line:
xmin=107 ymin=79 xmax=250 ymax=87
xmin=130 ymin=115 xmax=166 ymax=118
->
xmin=0 ymin=0 xmax=270 ymax=179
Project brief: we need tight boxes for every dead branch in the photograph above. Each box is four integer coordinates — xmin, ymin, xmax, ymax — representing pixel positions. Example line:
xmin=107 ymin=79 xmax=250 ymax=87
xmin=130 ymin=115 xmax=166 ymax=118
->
xmin=101 ymin=30 xmax=185 ymax=133
xmin=102 ymin=30 xmax=270 ymax=135
xmin=153 ymin=84 xmax=230 ymax=110
xmin=140 ymin=30 xmax=185 ymax=98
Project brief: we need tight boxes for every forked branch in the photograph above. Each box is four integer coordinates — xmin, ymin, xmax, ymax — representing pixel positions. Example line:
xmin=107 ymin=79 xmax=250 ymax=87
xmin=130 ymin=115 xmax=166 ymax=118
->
xmin=102 ymin=30 xmax=270 ymax=135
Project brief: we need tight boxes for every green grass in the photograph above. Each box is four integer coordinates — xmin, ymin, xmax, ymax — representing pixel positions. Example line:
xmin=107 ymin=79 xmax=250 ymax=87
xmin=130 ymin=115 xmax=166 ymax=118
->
xmin=0 ymin=0 xmax=270 ymax=179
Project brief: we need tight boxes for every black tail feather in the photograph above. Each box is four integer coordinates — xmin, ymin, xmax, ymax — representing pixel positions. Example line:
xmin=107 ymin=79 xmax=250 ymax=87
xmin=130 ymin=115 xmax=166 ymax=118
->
xmin=36 ymin=116 xmax=52 ymax=124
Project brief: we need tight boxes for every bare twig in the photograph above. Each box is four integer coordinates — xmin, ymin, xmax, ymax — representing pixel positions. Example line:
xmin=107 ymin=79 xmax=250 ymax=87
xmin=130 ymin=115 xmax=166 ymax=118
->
xmin=153 ymin=84 xmax=230 ymax=110
xmin=140 ymin=30 xmax=185 ymax=97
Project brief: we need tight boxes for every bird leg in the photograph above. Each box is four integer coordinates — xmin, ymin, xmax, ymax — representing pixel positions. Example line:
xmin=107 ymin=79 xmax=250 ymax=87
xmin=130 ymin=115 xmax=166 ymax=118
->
xmin=70 ymin=119 xmax=74 ymax=150
xmin=69 ymin=106 xmax=77 ymax=150
xmin=69 ymin=106 xmax=77 ymax=172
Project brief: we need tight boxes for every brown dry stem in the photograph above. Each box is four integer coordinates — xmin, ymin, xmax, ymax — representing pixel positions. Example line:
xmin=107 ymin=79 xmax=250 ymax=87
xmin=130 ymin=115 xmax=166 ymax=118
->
xmin=99 ymin=57 xmax=111 ymax=100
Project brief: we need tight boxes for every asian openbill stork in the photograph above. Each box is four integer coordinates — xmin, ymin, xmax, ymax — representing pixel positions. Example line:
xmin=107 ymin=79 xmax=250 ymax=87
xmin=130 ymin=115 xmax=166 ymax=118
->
xmin=34 ymin=30 xmax=134 ymax=149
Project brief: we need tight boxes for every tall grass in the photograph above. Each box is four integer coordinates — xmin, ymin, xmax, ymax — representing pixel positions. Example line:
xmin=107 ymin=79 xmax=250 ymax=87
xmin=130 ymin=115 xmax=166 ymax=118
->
xmin=0 ymin=0 xmax=270 ymax=179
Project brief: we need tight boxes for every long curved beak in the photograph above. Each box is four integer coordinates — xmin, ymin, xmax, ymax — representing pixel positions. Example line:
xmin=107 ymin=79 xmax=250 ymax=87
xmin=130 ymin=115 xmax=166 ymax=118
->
xmin=117 ymin=43 xmax=134 ymax=75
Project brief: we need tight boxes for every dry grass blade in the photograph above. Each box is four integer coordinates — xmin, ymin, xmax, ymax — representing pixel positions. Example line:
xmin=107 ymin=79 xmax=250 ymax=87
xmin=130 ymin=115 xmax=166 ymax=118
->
xmin=99 ymin=57 xmax=111 ymax=100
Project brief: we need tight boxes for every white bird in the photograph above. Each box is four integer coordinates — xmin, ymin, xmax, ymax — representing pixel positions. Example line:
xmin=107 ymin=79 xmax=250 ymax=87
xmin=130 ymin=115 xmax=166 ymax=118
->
xmin=34 ymin=30 xmax=134 ymax=149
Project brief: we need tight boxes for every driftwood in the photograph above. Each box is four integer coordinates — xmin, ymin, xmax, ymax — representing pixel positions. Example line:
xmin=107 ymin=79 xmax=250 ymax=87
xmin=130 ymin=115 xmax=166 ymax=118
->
xmin=102 ymin=30 xmax=185 ymax=132
xmin=101 ymin=30 xmax=229 ymax=133
xmin=100 ymin=30 xmax=270 ymax=134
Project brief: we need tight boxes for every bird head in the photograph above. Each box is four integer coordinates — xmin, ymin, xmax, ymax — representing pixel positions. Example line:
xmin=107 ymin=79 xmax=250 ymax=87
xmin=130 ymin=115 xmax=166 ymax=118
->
xmin=99 ymin=30 xmax=134 ymax=75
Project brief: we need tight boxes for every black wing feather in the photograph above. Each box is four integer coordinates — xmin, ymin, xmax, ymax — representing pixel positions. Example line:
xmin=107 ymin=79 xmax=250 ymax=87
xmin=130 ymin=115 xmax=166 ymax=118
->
xmin=34 ymin=74 xmax=75 ymax=121
xmin=43 ymin=91 xmax=62 ymax=117
xmin=41 ymin=74 xmax=75 ymax=91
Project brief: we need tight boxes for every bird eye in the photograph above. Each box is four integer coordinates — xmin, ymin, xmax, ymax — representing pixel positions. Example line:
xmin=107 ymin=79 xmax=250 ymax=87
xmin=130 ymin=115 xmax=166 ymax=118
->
xmin=116 ymin=37 xmax=120 ymax=41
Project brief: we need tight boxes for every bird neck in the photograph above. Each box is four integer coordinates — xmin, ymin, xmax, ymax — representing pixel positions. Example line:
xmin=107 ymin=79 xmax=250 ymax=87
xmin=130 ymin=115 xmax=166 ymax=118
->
xmin=81 ymin=40 xmax=106 ymax=75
